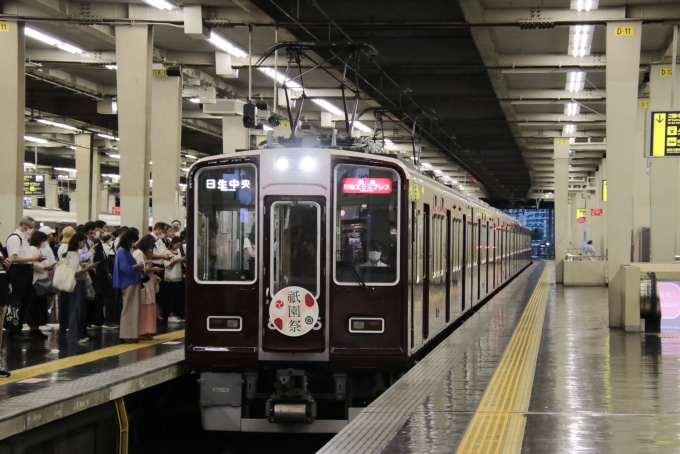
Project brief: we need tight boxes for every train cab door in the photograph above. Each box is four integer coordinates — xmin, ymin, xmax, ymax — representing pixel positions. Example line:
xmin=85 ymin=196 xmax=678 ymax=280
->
xmin=262 ymin=196 xmax=326 ymax=352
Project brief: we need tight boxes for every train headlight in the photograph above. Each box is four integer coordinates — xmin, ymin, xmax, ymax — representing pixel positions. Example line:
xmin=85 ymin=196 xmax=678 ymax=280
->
xmin=275 ymin=157 xmax=290 ymax=172
xmin=299 ymin=156 xmax=317 ymax=173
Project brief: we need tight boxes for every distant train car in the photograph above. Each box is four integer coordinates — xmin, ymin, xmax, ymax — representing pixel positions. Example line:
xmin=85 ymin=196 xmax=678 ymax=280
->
xmin=185 ymin=146 xmax=531 ymax=433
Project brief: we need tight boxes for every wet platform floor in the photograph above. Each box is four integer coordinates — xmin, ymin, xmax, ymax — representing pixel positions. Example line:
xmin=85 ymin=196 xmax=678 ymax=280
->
xmin=323 ymin=261 xmax=680 ymax=453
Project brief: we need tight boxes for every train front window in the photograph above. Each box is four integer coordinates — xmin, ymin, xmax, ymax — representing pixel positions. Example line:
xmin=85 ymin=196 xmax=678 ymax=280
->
xmin=271 ymin=202 xmax=320 ymax=298
xmin=334 ymin=164 xmax=400 ymax=285
xmin=195 ymin=164 xmax=257 ymax=284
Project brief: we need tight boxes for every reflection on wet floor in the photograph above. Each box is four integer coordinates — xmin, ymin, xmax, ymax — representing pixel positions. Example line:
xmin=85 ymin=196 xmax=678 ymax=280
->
xmin=524 ymin=285 xmax=680 ymax=453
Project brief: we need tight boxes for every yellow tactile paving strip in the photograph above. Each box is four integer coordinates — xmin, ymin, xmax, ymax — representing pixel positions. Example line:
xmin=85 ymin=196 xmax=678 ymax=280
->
xmin=456 ymin=262 xmax=552 ymax=454
xmin=0 ymin=329 xmax=185 ymax=386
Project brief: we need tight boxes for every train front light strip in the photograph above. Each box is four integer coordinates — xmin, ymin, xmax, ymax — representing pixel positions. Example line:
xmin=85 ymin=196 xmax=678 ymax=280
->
xmin=348 ymin=318 xmax=385 ymax=334
xmin=207 ymin=316 xmax=242 ymax=332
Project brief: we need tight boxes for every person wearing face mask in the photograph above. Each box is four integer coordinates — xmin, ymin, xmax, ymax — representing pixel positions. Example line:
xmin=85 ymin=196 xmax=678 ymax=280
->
xmin=6 ymin=216 xmax=46 ymax=341
xmin=361 ymin=241 xmax=387 ymax=267
xmin=150 ymin=222 xmax=172 ymax=321
xmin=27 ymin=231 xmax=55 ymax=339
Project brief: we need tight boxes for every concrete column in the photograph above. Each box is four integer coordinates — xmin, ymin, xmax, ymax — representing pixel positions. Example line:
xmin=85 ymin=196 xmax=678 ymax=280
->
xmin=571 ymin=192 xmax=585 ymax=253
xmin=649 ymin=64 xmax=680 ymax=262
xmin=554 ymin=138 xmax=570 ymax=282
xmin=45 ymin=176 xmax=58 ymax=209
xmin=99 ymin=189 xmax=109 ymax=215
xmin=0 ymin=22 xmax=25 ymax=241
xmin=150 ymin=75 xmax=182 ymax=224
xmin=606 ymin=21 xmax=642 ymax=329
xmin=75 ymin=134 xmax=100 ymax=224
xmin=600 ymin=158 xmax=608 ymax=259
xmin=222 ymin=116 xmax=249 ymax=154
xmin=116 ymin=25 xmax=153 ymax=230
xmin=633 ymin=99 xmax=651 ymax=261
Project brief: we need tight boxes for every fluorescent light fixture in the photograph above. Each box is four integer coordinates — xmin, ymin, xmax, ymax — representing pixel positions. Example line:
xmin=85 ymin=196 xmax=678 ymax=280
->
xmin=208 ymin=31 xmax=248 ymax=59
xmin=563 ymin=124 xmax=577 ymax=135
xmin=566 ymin=71 xmax=586 ymax=92
xmin=54 ymin=167 xmax=76 ymax=172
xmin=571 ymin=0 xmax=598 ymax=11
xmin=102 ymin=173 xmax=120 ymax=178
xmin=185 ymin=154 xmax=198 ymax=160
xmin=434 ymin=169 xmax=443 ymax=174
xmin=189 ymin=97 xmax=200 ymax=103
xmin=68 ymin=145 xmax=76 ymax=150
xmin=421 ymin=162 xmax=432 ymax=168
xmin=258 ymin=67 xmax=302 ymax=89
xmin=104 ymin=64 xmax=117 ymax=70
xmin=383 ymin=138 xmax=394 ymax=145
xmin=23 ymin=162 xmax=36 ymax=168
xmin=442 ymin=175 xmax=450 ymax=179
xmin=24 ymin=135 xmax=48 ymax=144
xmin=25 ymin=27 xmax=83 ymax=54
xmin=97 ymin=133 xmax=119 ymax=141
xmin=36 ymin=118 xmax=80 ymax=131
xmin=108 ymin=153 xmax=120 ymax=159
xmin=353 ymin=121 xmax=372 ymax=133
xmin=451 ymin=180 xmax=458 ymax=184
xmin=565 ymin=102 xmax=580 ymax=116
xmin=311 ymin=99 xmax=344 ymax=116
xmin=112 ymin=101 xmax=118 ymax=113
xmin=262 ymin=124 xmax=273 ymax=131
xmin=568 ymin=25 xmax=593 ymax=57
xmin=141 ymin=0 xmax=176 ymax=10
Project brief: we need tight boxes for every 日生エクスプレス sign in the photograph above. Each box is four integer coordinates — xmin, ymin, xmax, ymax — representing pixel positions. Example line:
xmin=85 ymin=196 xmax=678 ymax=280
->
xmin=341 ymin=178 xmax=392 ymax=194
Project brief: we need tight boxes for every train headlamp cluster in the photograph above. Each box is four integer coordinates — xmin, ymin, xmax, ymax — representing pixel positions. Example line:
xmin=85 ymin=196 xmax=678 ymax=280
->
xmin=274 ymin=155 xmax=317 ymax=174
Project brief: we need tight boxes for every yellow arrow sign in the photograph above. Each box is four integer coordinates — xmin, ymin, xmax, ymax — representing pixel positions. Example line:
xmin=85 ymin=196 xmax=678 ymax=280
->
xmin=653 ymin=113 xmax=667 ymax=157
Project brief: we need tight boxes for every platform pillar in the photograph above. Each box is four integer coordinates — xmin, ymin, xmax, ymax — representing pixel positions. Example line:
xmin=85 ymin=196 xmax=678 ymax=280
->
xmin=649 ymin=64 xmax=680 ymax=262
xmin=554 ymin=138 xmax=570 ymax=283
xmin=632 ymin=99 xmax=651 ymax=262
xmin=116 ymin=25 xmax=153 ymax=230
xmin=0 ymin=22 xmax=25 ymax=241
xmin=222 ymin=116 xmax=249 ymax=154
xmin=606 ymin=21 xmax=642 ymax=329
xmin=75 ymin=134 xmax=100 ymax=224
xmin=150 ymin=74 xmax=182 ymax=225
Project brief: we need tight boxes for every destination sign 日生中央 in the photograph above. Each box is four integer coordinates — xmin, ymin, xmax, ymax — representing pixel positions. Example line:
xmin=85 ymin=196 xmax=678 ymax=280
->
xmin=651 ymin=112 xmax=680 ymax=157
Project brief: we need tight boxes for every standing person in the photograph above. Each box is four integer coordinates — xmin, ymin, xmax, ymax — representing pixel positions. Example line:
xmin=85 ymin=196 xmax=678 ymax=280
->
xmin=585 ymin=240 xmax=596 ymax=261
xmin=0 ymin=244 xmax=13 ymax=376
xmin=164 ymin=237 xmax=186 ymax=323
xmin=56 ymin=227 xmax=75 ymax=331
xmin=134 ymin=235 xmax=161 ymax=340
xmin=38 ymin=226 xmax=57 ymax=330
xmin=112 ymin=226 xmax=129 ymax=250
xmin=99 ymin=234 xmax=121 ymax=330
xmin=150 ymin=222 xmax=172 ymax=320
xmin=60 ymin=232 xmax=98 ymax=343
xmin=113 ymin=230 xmax=145 ymax=344
xmin=171 ymin=220 xmax=182 ymax=231
xmin=6 ymin=217 xmax=45 ymax=341
xmin=27 ymin=231 xmax=55 ymax=339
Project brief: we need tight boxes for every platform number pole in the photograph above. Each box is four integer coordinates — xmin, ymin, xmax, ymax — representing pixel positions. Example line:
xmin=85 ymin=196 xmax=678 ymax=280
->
xmin=115 ymin=397 xmax=129 ymax=454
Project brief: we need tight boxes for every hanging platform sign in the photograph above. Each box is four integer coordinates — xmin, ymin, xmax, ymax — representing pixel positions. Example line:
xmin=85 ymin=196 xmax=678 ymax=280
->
xmin=590 ymin=208 xmax=603 ymax=216
xmin=651 ymin=112 xmax=680 ymax=157
xmin=23 ymin=174 xmax=45 ymax=196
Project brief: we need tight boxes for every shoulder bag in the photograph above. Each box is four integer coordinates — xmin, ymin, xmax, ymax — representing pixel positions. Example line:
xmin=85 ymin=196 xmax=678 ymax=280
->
xmin=53 ymin=254 xmax=77 ymax=293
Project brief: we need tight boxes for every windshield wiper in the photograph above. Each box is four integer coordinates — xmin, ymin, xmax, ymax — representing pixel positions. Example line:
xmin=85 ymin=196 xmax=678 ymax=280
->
xmin=337 ymin=245 xmax=367 ymax=290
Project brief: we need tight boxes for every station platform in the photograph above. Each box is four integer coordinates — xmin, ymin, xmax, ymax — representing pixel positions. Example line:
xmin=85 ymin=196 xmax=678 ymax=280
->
xmin=321 ymin=260 xmax=677 ymax=453
xmin=0 ymin=324 xmax=187 ymax=440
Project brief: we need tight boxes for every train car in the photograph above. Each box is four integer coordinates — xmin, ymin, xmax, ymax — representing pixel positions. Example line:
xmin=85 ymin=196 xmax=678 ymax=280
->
xmin=185 ymin=144 xmax=531 ymax=433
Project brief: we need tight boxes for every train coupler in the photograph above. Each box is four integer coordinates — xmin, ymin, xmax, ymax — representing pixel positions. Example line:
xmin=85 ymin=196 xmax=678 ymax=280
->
xmin=266 ymin=369 xmax=317 ymax=424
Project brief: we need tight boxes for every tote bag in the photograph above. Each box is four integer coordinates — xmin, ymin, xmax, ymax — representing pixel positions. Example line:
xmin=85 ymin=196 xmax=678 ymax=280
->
xmin=53 ymin=258 xmax=77 ymax=293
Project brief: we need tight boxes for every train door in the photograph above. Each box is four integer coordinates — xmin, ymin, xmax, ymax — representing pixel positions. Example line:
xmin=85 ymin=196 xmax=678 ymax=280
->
xmin=410 ymin=202 xmax=416 ymax=349
xmin=445 ymin=210 xmax=451 ymax=323
xmin=423 ymin=204 xmax=430 ymax=339
xmin=492 ymin=223 xmax=497 ymax=290
xmin=477 ymin=222 xmax=481 ymax=301
xmin=263 ymin=196 xmax=326 ymax=352
xmin=461 ymin=214 xmax=467 ymax=313
xmin=485 ymin=222 xmax=490 ymax=295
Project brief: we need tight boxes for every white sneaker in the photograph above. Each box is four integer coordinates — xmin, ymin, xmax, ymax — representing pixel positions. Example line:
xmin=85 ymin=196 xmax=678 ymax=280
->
xmin=167 ymin=316 xmax=182 ymax=323
xmin=78 ymin=337 xmax=90 ymax=343
xmin=39 ymin=325 xmax=54 ymax=331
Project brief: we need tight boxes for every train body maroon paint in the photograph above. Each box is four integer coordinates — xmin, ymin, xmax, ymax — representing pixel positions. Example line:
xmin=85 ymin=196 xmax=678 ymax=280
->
xmin=185 ymin=147 xmax=531 ymax=432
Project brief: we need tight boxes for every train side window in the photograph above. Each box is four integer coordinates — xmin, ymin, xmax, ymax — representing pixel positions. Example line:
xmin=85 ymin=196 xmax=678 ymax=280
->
xmin=194 ymin=164 xmax=257 ymax=284
xmin=334 ymin=164 xmax=400 ymax=285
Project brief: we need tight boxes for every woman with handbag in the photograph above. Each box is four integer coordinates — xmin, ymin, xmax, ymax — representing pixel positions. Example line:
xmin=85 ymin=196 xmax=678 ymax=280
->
xmin=27 ymin=231 xmax=55 ymax=340
xmin=112 ymin=230 xmax=145 ymax=344
xmin=58 ymin=232 xmax=98 ymax=343
xmin=134 ymin=235 xmax=161 ymax=341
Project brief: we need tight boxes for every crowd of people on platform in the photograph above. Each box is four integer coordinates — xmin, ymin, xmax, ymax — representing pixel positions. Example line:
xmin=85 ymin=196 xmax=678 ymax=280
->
xmin=0 ymin=217 xmax=187 ymax=377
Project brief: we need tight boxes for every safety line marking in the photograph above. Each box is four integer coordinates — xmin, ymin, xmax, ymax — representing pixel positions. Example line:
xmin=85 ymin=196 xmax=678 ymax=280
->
xmin=456 ymin=263 xmax=552 ymax=454
xmin=0 ymin=330 xmax=185 ymax=386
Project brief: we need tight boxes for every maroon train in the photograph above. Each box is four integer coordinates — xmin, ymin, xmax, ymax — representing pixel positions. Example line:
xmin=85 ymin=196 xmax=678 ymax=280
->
xmin=185 ymin=145 xmax=531 ymax=432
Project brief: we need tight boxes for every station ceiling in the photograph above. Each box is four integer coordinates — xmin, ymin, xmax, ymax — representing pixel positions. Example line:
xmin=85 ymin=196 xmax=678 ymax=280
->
xmin=10 ymin=0 xmax=680 ymax=206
